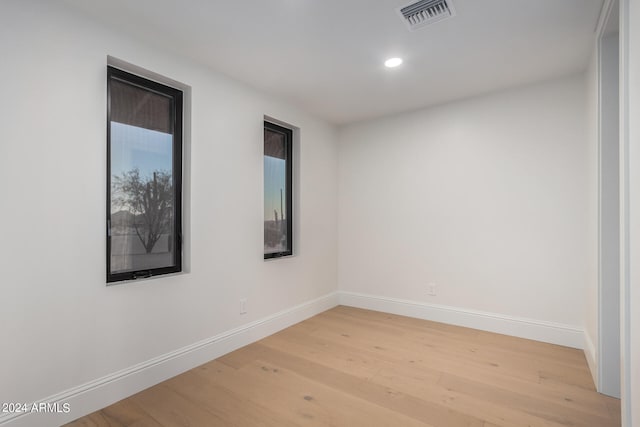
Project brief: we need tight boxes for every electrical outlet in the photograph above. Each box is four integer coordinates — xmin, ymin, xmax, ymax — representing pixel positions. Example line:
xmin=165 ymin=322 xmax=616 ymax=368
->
xmin=427 ymin=283 xmax=437 ymax=296
xmin=240 ymin=298 xmax=247 ymax=314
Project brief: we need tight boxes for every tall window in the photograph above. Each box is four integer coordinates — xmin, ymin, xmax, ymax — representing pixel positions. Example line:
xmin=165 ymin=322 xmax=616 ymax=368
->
xmin=107 ymin=66 xmax=183 ymax=283
xmin=264 ymin=121 xmax=293 ymax=259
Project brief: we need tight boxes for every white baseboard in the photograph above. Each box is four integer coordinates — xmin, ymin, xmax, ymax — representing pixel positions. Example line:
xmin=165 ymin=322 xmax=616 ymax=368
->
xmin=338 ymin=291 xmax=584 ymax=349
xmin=583 ymin=331 xmax=599 ymax=389
xmin=0 ymin=292 xmax=339 ymax=427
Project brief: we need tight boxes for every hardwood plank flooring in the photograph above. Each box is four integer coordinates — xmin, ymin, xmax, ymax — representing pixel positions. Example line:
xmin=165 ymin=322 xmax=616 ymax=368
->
xmin=65 ymin=306 xmax=620 ymax=427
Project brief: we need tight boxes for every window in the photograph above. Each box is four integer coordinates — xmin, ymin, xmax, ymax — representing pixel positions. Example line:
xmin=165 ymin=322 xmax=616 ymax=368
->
xmin=107 ymin=66 xmax=183 ymax=283
xmin=264 ymin=121 xmax=293 ymax=259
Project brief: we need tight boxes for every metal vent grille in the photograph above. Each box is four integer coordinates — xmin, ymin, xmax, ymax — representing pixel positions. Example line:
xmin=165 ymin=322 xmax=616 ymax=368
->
xmin=398 ymin=0 xmax=456 ymax=31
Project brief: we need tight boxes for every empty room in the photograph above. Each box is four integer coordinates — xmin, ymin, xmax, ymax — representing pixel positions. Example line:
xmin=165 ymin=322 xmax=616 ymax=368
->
xmin=1 ymin=0 xmax=639 ymax=426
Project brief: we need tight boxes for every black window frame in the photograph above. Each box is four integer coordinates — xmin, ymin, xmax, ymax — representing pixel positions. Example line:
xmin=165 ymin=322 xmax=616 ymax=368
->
xmin=106 ymin=66 xmax=183 ymax=283
xmin=264 ymin=121 xmax=293 ymax=259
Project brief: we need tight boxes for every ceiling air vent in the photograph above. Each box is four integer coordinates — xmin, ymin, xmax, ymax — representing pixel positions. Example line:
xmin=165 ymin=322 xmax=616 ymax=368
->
xmin=397 ymin=0 xmax=456 ymax=31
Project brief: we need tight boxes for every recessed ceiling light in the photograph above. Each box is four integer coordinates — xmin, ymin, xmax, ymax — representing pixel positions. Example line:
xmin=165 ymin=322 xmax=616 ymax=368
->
xmin=384 ymin=57 xmax=403 ymax=68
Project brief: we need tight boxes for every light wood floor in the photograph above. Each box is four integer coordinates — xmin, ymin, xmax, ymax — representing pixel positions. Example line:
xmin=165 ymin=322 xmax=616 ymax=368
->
xmin=65 ymin=306 xmax=620 ymax=427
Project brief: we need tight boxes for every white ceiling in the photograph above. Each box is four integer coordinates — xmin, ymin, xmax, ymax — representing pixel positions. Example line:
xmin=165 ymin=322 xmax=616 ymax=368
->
xmin=63 ymin=0 xmax=604 ymax=125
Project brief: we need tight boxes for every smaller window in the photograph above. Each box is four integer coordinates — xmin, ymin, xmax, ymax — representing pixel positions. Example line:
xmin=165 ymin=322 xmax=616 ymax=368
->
xmin=264 ymin=121 xmax=293 ymax=259
xmin=107 ymin=66 xmax=183 ymax=283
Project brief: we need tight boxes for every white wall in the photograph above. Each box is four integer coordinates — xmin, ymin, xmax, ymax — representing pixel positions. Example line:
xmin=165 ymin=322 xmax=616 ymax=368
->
xmin=338 ymin=75 xmax=592 ymax=342
xmin=0 ymin=0 xmax=338 ymax=424
xmin=584 ymin=44 xmax=600 ymax=382
xmin=599 ymin=31 xmax=622 ymax=398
